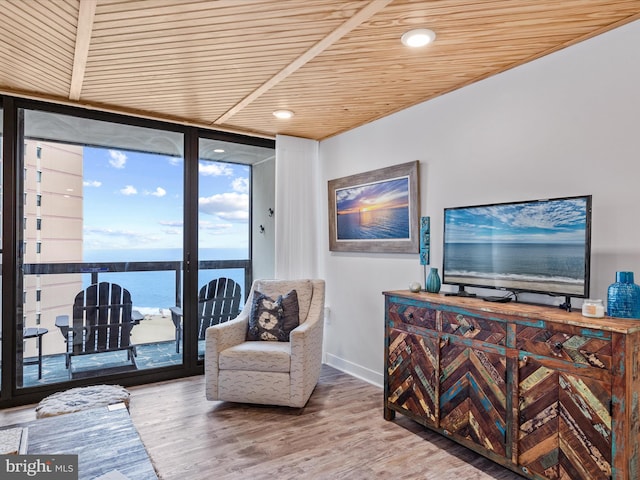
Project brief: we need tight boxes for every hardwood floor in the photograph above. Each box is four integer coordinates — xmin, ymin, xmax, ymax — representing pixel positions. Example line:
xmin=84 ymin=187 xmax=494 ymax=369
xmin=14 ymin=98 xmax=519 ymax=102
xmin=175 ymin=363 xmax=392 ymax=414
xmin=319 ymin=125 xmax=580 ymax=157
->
xmin=0 ymin=365 xmax=523 ymax=479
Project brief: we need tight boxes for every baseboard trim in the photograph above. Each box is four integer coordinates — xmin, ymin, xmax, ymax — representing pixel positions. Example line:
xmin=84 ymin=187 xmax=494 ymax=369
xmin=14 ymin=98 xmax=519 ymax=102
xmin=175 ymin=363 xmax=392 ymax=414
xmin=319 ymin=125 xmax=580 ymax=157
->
xmin=324 ymin=353 xmax=383 ymax=388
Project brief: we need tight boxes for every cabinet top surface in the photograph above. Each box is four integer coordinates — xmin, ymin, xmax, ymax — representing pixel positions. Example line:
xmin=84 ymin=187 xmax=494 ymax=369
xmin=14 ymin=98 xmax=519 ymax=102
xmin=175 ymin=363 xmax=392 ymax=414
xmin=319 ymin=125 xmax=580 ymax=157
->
xmin=383 ymin=290 xmax=640 ymax=334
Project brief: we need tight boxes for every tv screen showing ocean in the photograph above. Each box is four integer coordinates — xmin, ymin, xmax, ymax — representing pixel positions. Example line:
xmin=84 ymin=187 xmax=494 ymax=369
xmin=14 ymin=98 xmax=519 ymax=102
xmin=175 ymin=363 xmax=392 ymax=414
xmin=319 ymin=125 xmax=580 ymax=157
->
xmin=336 ymin=206 xmax=409 ymax=240
xmin=443 ymin=243 xmax=585 ymax=288
xmin=82 ymin=248 xmax=248 ymax=314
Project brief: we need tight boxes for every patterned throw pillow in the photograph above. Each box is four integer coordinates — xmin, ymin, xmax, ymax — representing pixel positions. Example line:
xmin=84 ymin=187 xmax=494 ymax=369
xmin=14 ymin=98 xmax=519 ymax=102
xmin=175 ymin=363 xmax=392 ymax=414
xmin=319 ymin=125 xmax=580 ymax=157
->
xmin=246 ymin=289 xmax=300 ymax=342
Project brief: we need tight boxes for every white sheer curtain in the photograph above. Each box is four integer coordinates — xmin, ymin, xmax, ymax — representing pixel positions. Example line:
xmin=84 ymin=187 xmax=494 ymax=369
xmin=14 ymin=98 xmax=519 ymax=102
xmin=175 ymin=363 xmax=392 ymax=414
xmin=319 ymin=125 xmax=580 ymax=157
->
xmin=274 ymin=135 xmax=320 ymax=279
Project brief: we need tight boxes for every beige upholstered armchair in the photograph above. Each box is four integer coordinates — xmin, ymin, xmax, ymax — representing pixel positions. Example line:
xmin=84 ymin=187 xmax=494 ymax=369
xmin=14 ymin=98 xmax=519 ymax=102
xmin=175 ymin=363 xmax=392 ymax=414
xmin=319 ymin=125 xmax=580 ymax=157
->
xmin=205 ymin=279 xmax=325 ymax=408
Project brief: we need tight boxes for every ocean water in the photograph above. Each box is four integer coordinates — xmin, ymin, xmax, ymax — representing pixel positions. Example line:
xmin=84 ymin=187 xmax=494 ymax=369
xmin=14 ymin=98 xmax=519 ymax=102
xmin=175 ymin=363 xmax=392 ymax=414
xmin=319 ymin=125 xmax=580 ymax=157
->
xmin=82 ymin=248 xmax=248 ymax=313
xmin=443 ymin=243 xmax=585 ymax=285
xmin=336 ymin=206 xmax=409 ymax=240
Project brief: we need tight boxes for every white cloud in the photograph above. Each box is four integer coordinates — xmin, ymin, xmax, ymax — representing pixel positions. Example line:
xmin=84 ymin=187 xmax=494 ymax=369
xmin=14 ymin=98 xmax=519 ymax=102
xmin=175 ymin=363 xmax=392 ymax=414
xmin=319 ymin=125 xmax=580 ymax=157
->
xmin=85 ymin=226 xmax=133 ymax=236
xmin=83 ymin=226 xmax=162 ymax=249
xmin=199 ymin=162 xmax=233 ymax=176
xmin=199 ymin=221 xmax=233 ymax=233
xmin=199 ymin=192 xmax=248 ymax=222
xmin=148 ymin=187 xmax=167 ymax=197
xmin=158 ymin=220 xmax=182 ymax=236
xmin=120 ymin=185 xmax=138 ymax=195
xmin=83 ymin=180 xmax=102 ymax=187
xmin=109 ymin=150 xmax=127 ymax=169
xmin=159 ymin=220 xmax=183 ymax=227
xmin=232 ymin=177 xmax=249 ymax=193
xmin=217 ymin=211 xmax=249 ymax=221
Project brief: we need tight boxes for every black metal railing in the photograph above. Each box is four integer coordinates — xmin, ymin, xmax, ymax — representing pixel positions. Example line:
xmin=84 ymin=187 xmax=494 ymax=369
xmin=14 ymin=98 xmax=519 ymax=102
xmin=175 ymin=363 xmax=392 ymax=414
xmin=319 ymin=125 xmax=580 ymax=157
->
xmin=23 ymin=259 xmax=252 ymax=308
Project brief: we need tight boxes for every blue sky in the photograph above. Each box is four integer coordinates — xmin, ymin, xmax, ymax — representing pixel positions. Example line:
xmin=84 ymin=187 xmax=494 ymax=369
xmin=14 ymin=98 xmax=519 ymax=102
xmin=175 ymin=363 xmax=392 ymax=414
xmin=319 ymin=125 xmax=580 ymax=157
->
xmin=445 ymin=198 xmax=588 ymax=244
xmin=82 ymin=147 xmax=250 ymax=253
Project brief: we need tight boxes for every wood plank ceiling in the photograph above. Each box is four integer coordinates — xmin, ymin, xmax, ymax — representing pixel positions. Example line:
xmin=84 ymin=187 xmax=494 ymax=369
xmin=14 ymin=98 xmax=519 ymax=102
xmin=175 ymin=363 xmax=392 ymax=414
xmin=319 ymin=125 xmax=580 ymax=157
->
xmin=1 ymin=0 xmax=639 ymax=141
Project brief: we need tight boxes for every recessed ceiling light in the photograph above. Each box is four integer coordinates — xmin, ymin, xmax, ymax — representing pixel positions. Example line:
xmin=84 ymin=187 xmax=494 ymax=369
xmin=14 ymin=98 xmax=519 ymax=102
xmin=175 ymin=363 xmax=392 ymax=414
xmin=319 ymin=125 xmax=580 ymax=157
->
xmin=273 ymin=110 xmax=294 ymax=119
xmin=214 ymin=149 xmax=224 ymax=153
xmin=401 ymin=28 xmax=436 ymax=48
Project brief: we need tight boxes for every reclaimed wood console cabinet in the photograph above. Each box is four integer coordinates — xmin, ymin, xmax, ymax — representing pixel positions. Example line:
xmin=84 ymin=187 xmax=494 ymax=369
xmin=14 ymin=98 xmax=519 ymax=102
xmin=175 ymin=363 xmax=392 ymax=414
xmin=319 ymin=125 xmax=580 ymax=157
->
xmin=383 ymin=291 xmax=640 ymax=480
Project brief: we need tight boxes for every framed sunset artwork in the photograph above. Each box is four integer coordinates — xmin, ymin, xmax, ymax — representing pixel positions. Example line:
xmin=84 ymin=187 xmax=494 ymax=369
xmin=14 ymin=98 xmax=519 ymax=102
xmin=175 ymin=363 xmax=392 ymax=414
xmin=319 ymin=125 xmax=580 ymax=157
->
xmin=328 ymin=161 xmax=420 ymax=253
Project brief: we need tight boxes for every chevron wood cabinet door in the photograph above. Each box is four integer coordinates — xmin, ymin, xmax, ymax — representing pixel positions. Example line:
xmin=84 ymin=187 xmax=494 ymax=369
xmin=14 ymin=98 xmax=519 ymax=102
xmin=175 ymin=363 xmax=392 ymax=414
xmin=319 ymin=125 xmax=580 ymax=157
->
xmin=517 ymin=355 xmax=612 ymax=479
xmin=387 ymin=328 xmax=439 ymax=425
xmin=439 ymin=340 xmax=508 ymax=456
xmin=385 ymin=296 xmax=439 ymax=424
xmin=383 ymin=291 xmax=640 ymax=480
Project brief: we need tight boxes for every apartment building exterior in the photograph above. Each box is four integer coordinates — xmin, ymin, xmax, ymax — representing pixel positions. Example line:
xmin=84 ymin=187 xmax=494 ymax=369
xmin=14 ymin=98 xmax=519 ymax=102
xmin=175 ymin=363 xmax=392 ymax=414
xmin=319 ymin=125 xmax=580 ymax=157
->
xmin=23 ymin=140 xmax=83 ymax=357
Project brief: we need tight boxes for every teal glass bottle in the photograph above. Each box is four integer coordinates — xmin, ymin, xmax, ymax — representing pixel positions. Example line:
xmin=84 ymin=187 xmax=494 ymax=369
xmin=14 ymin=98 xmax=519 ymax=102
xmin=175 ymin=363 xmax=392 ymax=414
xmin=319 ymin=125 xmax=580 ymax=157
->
xmin=607 ymin=271 xmax=640 ymax=319
xmin=425 ymin=267 xmax=441 ymax=293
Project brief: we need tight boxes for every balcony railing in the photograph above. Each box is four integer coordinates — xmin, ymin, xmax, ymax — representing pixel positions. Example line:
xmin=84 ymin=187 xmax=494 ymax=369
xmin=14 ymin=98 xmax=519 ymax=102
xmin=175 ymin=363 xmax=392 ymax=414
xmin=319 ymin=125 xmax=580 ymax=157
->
xmin=17 ymin=259 xmax=252 ymax=387
xmin=23 ymin=259 xmax=252 ymax=306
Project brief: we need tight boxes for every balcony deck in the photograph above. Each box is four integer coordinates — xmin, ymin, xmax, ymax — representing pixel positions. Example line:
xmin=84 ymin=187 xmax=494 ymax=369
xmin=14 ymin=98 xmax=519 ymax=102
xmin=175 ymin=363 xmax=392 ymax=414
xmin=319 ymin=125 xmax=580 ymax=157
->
xmin=21 ymin=340 xmax=200 ymax=388
xmin=20 ymin=311 xmax=185 ymax=387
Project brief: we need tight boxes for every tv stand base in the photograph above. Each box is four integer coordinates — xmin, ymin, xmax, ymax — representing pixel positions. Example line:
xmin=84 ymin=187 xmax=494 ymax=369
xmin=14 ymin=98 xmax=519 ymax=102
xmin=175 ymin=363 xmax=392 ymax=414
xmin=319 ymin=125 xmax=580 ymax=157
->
xmin=444 ymin=291 xmax=476 ymax=297
xmin=558 ymin=295 xmax=572 ymax=312
xmin=444 ymin=286 xmax=476 ymax=298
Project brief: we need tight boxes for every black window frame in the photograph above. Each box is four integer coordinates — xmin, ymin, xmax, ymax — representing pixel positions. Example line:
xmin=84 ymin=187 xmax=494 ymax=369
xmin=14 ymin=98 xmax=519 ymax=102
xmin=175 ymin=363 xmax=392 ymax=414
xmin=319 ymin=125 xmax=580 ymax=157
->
xmin=0 ymin=94 xmax=274 ymax=407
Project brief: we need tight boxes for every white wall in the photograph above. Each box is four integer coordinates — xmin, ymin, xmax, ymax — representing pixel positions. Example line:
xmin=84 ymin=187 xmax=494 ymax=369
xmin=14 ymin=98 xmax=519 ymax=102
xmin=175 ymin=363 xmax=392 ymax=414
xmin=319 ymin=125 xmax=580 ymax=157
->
xmin=252 ymin=157 xmax=276 ymax=281
xmin=319 ymin=20 xmax=640 ymax=386
xmin=274 ymin=135 xmax=321 ymax=279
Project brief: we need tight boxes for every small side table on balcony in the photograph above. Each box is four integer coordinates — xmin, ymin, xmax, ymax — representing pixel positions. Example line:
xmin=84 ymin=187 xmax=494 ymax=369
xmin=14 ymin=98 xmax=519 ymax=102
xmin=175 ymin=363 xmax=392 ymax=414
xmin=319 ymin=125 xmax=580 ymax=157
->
xmin=24 ymin=327 xmax=49 ymax=380
xmin=169 ymin=306 xmax=183 ymax=353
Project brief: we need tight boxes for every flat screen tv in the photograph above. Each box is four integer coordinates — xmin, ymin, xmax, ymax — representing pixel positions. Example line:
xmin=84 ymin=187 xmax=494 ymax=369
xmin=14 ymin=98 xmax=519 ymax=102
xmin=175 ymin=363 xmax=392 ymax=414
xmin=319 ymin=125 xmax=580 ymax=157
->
xmin=442 ymin=195 xmax=592 ymax=303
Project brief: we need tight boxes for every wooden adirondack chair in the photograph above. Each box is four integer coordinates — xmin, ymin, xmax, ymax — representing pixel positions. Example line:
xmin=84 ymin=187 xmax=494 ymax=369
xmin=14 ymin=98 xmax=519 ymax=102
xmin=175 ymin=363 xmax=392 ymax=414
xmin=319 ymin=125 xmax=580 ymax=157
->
xmin=63 ymin=282 xmax=140 ymax=373
xmin=169 ymin=277 xmax=242 ymax=353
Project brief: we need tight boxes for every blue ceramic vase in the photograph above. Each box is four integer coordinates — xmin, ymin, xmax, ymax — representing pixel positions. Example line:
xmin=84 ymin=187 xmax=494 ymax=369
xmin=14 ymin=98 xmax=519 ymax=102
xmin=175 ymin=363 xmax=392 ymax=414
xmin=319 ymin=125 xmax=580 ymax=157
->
xmin=607 ymin=271 xmax=640 ymax=319
xmin=425 ymin=267 xmax=441 ymax=293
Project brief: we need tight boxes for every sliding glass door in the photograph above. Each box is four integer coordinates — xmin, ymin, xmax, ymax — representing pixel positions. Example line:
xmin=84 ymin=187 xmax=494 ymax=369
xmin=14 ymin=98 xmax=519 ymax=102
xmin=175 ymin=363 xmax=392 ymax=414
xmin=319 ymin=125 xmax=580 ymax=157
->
xmin=0 ymin=96 xmax=274 ymax=405
xmin=195 ymin=137 xmax=259 ymax=359
xmin=17 ymin=108 xmax=185 ymax=387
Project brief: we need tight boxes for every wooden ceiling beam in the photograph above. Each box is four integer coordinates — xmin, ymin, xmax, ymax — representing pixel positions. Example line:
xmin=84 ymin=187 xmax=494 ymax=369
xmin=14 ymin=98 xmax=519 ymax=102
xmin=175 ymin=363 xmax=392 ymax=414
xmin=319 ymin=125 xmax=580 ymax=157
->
xmin=69 ymin=0 xmax=98 ymax=101
xmin=213 ymin=0 xmax=393 ymax=125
